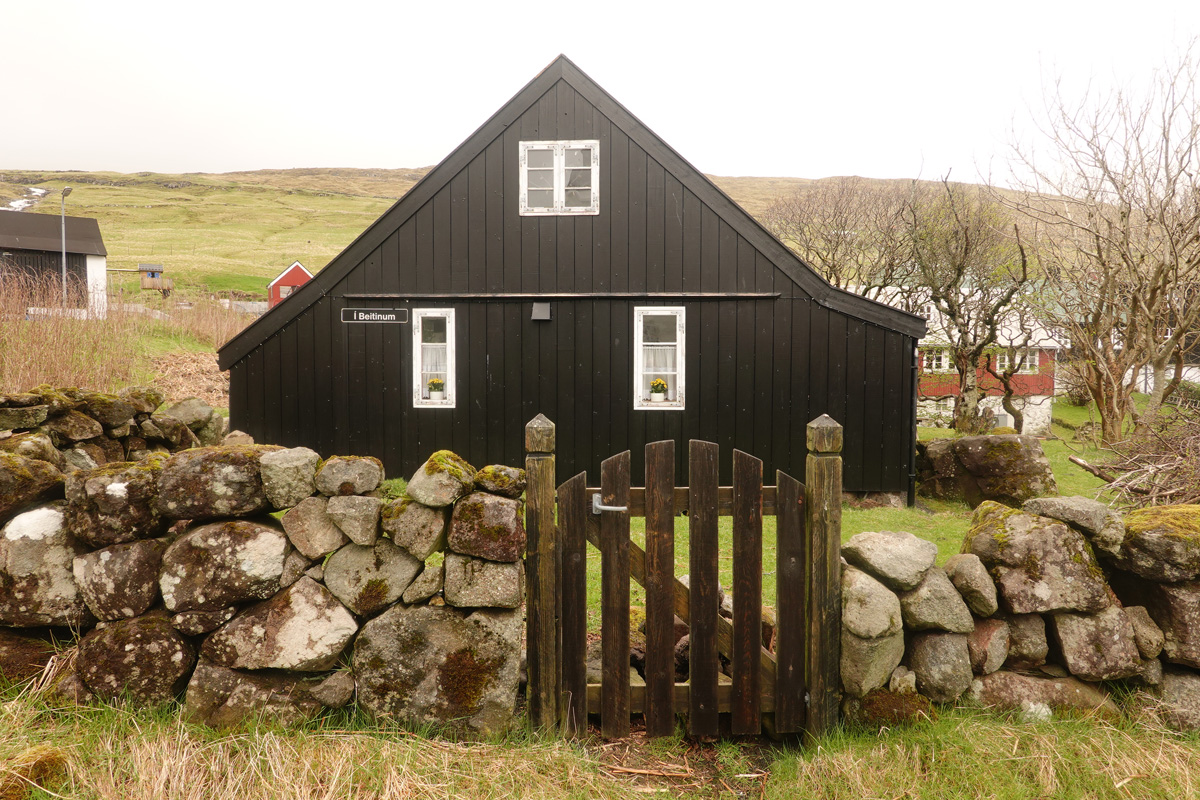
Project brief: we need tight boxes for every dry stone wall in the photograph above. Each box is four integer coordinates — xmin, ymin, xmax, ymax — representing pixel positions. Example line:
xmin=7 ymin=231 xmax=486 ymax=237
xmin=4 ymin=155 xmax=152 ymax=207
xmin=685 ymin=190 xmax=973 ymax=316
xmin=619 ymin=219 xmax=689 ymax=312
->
xmin=841 ymin=497 xmax=1200 ymax=732
xmin=0 ymin=387 xmax=527 ymax=735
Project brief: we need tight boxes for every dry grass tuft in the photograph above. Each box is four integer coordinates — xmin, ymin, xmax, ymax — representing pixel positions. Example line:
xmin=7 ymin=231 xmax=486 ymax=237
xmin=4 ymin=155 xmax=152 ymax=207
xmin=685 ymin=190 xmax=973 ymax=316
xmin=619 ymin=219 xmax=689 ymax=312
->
xmin=0 ymin=744 xmax=69 ymax=800
xmin=148 ymin=351 xmax=229 ymax=410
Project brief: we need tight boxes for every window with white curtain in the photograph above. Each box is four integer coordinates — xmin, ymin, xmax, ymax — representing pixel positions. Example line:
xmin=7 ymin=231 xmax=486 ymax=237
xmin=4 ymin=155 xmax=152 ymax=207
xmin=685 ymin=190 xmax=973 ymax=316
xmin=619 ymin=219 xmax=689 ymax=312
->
xmin=633 ymin=307 xmax=685 ymax=410
xmin=413 ymin=309 xmax=455 ymax=407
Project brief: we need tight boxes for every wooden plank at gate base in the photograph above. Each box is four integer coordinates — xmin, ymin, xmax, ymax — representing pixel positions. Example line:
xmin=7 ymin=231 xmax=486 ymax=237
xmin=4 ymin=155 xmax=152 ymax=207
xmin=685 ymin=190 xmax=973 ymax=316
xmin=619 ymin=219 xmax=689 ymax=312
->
xmin=584 ymin=485 xmax=780 ymax=516
xmin=688 ymin=439 xmax=720 ymax=737
xmin=805 ymin=416 xmax=843 ymax=739
xmin=585 ymin=682 xmax=776 ymax=714
xmin=774 ymin=470 xmax=805 ymax=733
xmin=559 ymin=472 xmax=589 ymax=736
xmin=600 ymin=451 xmax=631 ymax=739
xmin=643 ymin=440 xmax=676 ymax=738
xmin=731 ymin=450 xmax=763 ymax=734
xmin=525 ymin=415 xmax=558 ymax=731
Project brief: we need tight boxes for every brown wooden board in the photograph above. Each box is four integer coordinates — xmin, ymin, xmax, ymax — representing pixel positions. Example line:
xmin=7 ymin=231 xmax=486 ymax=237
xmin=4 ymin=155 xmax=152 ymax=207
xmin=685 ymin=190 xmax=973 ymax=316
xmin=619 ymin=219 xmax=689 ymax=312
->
xmin=600 ymin=451 xmax=631 ymax=739
xmin=586 ymin=681 xmax=775 ymax=715
xmin=643 ymin=440 xmax=676 ymax=737
xmin=774 ymin=470 xmax=805 ymax=733
xmin=805 ymin=418 xmax=843 ymax=738
xmin=559 ymin=472 xmax=589 ymax=736
xmin=524 ymin=417 xmax=559 ymax=730
xmin=688 ymin=440 xmax=720 ymax=737
xmin=731 ymin=450 xmax=763 ymax=735
xmin=583 ymin=485 xmax=780 ymax=517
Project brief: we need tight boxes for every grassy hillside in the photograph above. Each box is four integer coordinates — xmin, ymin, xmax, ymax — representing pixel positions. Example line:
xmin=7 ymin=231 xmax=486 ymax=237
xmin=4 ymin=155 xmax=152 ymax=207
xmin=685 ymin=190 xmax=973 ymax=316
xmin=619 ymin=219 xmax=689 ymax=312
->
xmin=1 ymin=167 xmax=842 ymax=299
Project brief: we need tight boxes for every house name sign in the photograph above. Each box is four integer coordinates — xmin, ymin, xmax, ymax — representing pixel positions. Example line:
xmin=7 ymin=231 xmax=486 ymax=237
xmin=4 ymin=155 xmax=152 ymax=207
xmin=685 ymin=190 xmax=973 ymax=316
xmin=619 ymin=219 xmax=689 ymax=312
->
xmin=340 ymin=308 xmax=409 ymax=324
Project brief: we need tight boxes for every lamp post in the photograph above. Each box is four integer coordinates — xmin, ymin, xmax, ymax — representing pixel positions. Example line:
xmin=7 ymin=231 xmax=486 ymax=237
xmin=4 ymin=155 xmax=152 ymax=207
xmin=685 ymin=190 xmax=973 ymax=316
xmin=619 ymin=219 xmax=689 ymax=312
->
xmin=60 ymin=186 xmax=72 ymax=308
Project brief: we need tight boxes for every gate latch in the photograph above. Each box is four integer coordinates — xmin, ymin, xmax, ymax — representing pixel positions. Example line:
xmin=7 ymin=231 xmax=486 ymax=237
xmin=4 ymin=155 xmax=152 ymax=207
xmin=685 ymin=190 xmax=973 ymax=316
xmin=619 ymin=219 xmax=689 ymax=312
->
xmin=592 ymin=493 xmax=628 ymax=515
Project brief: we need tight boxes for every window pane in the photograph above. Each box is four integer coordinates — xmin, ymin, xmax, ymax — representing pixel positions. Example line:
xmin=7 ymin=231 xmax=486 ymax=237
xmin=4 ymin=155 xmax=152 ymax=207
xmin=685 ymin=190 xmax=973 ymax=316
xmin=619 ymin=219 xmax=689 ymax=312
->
xmin=565 ymin=148 xmax=591 ymax=167
xmin=643 ymin=314 xmax=677 ymax=343
xmin=565 ymin=189 xmax=591 ymax=208
xmin=527 ymin=149 xmax=553 ymax=168
xmin=527 ymin=189 xmax=553 ymax=207
xmin=566 ymin=168 xmax=592 ymax=188
xmin=422 ymin=316 xmax=447 ymax=344
xmin=528 ymin=169 xmax=555 ymax=189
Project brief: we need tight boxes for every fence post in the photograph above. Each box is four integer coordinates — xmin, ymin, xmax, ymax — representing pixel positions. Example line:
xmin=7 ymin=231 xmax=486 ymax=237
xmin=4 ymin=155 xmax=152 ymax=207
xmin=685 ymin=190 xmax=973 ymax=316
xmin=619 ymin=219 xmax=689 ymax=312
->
xmin=805 ymin=414 xmax=842 ymax=739
xmin=525 ymin=414 xmax=560 ymax=732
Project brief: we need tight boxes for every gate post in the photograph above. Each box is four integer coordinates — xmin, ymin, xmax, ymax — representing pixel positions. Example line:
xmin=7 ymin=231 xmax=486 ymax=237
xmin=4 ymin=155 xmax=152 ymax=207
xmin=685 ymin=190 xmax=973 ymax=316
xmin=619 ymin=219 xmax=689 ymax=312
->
xmin=804 ymin=415 xmax=842 ymax=739
xmin=525 ymin=414 xmax=560 ymax=731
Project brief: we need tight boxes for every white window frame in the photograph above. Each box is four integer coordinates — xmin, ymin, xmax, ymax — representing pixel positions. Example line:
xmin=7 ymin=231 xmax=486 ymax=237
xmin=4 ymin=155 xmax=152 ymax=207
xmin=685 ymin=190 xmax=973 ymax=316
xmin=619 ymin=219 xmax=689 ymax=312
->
xmin=923 ymin=347 xmax=952 ymax=373
xmin=633 ymin=306 xmax=685 ymax=411
xmin=412 ymin=308 xmax=455 ymax=408
xmin=996 ymin=349 xmax=1038 ymax=375
xmin=519 ymin=140 xmax=600 ymax=216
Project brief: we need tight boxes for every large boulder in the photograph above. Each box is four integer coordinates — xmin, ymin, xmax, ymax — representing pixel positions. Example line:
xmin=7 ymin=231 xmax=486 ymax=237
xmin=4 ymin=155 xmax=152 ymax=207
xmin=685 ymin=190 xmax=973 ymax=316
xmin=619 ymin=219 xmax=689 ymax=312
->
xmin=326 ymin=495 xmax=382 ymax=546
xmin=842 ymin=530 xmax=937 ymax=591
xmin=0 ymin=405 xmax=49 ymax=430
xmin=405 ymin=451 xmax=475 ymax=507
xmin=1111 ymin=575 xmax=1200 ymax=668
xmin=79 ymin=391 xmax=136 ymax=428
xmin=0 ymin=503 xmax=90 ymax=627
xmin=1049 ymin=606 xmax=1141 ymax=681
xmin=442 ymin=553 xmax=523 ymax=609
xmin=965 ymin=501 xmax=1110 ymax=615
xmin=77 ymin=613 xmax=196 ymax=703
xmin=897 ymin=567 xmax=974 ymax=633
xmin=281 ymin=496 xmax=349 ymax=559
xmin=201 ymin=577 xmax=357 ymax=672
xmin=1114 ymin=505 xmax=1200 ymax=583
xmin=1023 ymin=496 xmax=1126 ymax=559
xmin=841 ymin=566 xmax=905 ymax=698
xmin=64 ymin=455 xmax=169 ymax=547
xmin=943 ymin=553 xmax=999 ymax=617
xmin=159 ymin=519 xmax=290 ymax=612
xmin=259 ymin=447 xmax=321 ymax=510
xmin=969 ymin=670 xmax=1120 ymax=718
xmin=474 ymin=465 xmax=526 ymax=498
xmin=1124 ymin=606 xmax=1165 ymax=659
xmin=447 ymin=492 xmax=525 ymax=562
xmin=41 ymin=409 xmax=103 ymax=444
xmin=381 ymin=497 xmax=448 ymax=560
xmin=156 ymin=446 xmax=281 ymax=521
xmin=323 ymin=540 xmax=422 ymax=616
xmin=967 ymin=618 xmax=1010 ymax=675
xmin=0 ymin=432 xmax=66 ymax=472
xmin=117 ymin=386 xmax=165 ymax=415
xmin=315 ymin=456 xmax=384 ymax=496
xmin=1157 ymin=668 xmax=1200 ymax=732
xmin=353 ymin=603 xmax=521 ymax=735
xmin=184 ymin=658 xmax=322 ymax=728
xmin=908 ymin=631 xmax=973 ymax=703
xmin=160 ymin=397 xmax=215 ymax=431
xmin=918 ymin=435 xmax=1057 ymax=508
xmin=0 ymin=451 xmax=64 ymax=527
xmin=73 ymin=538 xmax=168 ymax=621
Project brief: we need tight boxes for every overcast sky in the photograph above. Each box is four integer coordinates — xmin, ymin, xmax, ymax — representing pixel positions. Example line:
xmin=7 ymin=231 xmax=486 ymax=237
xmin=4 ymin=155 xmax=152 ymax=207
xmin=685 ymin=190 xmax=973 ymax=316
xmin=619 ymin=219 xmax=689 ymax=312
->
xmin=2 ymin=0 xmax=1197 ymax=182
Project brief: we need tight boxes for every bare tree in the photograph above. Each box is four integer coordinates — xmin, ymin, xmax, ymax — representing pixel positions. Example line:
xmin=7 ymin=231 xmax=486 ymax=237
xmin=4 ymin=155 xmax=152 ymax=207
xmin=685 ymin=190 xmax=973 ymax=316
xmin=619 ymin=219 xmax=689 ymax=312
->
xmin=761 ymin=177 xmax=915 ymax=304
xmin=908 ymin=179 xmax=1031 ymax=433
xmin=1008 ymin=42 xmax=1200 ymax=444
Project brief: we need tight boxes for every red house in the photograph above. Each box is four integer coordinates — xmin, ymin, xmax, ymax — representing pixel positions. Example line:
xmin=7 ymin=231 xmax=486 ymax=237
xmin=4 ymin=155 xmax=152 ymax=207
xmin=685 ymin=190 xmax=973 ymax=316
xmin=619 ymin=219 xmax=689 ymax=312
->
xmin=267 ymin=261 xmax=313 ymax=309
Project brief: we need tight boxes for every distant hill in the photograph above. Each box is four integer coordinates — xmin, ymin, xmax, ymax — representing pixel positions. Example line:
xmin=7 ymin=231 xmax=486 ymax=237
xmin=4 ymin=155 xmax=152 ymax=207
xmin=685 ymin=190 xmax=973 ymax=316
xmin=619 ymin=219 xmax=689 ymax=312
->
xmin=0 ymin=167 xmax=924 ymax=298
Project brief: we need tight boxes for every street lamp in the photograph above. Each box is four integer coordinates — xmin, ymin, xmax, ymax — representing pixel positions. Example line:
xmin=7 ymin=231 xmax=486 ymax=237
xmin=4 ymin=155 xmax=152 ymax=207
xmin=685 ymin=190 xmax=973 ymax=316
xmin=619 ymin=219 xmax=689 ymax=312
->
xmin=60 ymin=186 xmax=72 ymax=308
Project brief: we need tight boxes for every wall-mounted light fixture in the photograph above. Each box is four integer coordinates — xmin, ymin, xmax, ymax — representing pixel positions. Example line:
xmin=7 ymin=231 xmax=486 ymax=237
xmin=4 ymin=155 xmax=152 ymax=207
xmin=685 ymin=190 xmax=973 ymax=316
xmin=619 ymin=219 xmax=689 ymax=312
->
xmin=531 ymin=302 xmax=551 ymax=321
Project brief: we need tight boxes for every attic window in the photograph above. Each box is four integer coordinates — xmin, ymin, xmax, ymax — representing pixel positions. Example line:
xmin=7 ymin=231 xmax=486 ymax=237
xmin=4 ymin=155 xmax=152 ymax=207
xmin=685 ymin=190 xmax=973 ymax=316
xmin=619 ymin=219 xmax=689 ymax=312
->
xmin=519 ymin=140 xmax=599 ymax=215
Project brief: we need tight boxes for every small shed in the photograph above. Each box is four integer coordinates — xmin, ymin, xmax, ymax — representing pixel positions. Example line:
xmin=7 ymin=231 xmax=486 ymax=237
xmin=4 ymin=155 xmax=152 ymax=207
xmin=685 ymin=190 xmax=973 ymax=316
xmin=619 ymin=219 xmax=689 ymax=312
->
xmin=218 ymin=55 xmax=927 ymax=496
xmin=0 ymin=208 xmax=108 ymax=317
xmin=267 ymin=261 xmax=314 ymax=309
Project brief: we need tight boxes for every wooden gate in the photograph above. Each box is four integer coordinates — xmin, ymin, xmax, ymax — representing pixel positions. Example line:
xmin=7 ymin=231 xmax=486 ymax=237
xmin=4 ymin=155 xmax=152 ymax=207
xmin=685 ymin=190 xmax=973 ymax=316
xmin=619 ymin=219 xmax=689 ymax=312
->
xmin=525 ymin=414 xmax=843 ymax=740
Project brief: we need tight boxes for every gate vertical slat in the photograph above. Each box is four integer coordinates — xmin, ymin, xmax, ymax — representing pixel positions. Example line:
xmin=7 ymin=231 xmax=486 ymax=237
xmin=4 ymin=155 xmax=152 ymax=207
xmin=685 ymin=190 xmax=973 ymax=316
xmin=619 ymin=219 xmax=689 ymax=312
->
xmin=805 ymin=416 xmax=843 ymax=739
xmin=774 ymin=470 xmax=805 ymax=733
xmin=559 ymin=471 xmax=589 ymax=736
xmin=600 ymin=451 xmax=631 ymax=739
xmin=688 ymin=439 xmax=720 ymax=737
xmin=731 ymin=450 xmax=763 ymax=735
xmin=643 ymin=440 xmax=676 ymax=738
xmin=524 ymin=414 xmax=558 ymax=730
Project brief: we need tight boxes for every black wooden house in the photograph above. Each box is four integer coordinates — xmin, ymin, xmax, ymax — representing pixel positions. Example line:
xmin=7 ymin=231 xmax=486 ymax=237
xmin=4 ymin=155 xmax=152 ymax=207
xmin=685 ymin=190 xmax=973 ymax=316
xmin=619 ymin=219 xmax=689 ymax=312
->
xmin=218 ymin=56 xmax=927 ymax=496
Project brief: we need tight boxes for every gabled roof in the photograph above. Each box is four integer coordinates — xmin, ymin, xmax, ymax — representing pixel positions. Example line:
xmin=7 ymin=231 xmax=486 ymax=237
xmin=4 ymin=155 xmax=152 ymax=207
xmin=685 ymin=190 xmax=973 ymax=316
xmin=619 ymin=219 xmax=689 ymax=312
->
xmin=0 ymin=209 xmax=107 ymax=256
xmin=267 ymin=260 xmax=313 ymax=290
xmin=219 ymin=55 xmax=925 ymax=370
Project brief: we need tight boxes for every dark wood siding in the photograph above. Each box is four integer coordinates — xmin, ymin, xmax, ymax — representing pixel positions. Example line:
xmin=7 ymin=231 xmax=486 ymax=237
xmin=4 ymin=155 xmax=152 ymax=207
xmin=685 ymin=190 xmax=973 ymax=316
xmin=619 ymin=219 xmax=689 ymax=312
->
xmin=228 ymin=77 xmax=917 ymax=493
xmin=1 ymin=249 xmax=89 ymax=306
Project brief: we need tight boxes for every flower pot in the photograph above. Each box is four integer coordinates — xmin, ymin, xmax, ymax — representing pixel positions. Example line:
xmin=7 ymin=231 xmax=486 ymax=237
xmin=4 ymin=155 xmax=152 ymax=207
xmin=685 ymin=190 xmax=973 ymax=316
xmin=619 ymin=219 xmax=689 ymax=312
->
xmin=430 ymin=391 xmax=444 ymax=402
xmin=650 ymin=392 xmax=665 ymax=403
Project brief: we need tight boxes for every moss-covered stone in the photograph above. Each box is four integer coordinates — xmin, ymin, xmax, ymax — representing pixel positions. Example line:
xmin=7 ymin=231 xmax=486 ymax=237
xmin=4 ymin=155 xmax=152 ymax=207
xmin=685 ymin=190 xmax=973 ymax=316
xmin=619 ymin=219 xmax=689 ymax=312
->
xmin=0 ymin=451 xmax=64 ymax=528
xmin=406 ymin=451 xmax=475 ymax=507
xmin=1116 ymin=505 xmax=1200 ymax=582
xmin=474 ymin=465 xmax=526 ymax=499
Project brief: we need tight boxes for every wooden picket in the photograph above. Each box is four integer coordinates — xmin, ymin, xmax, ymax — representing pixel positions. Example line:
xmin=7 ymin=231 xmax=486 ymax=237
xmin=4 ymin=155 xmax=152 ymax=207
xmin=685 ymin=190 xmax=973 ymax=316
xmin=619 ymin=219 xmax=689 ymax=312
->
xmin=526 ymin=415 xmax=844 ymax=741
